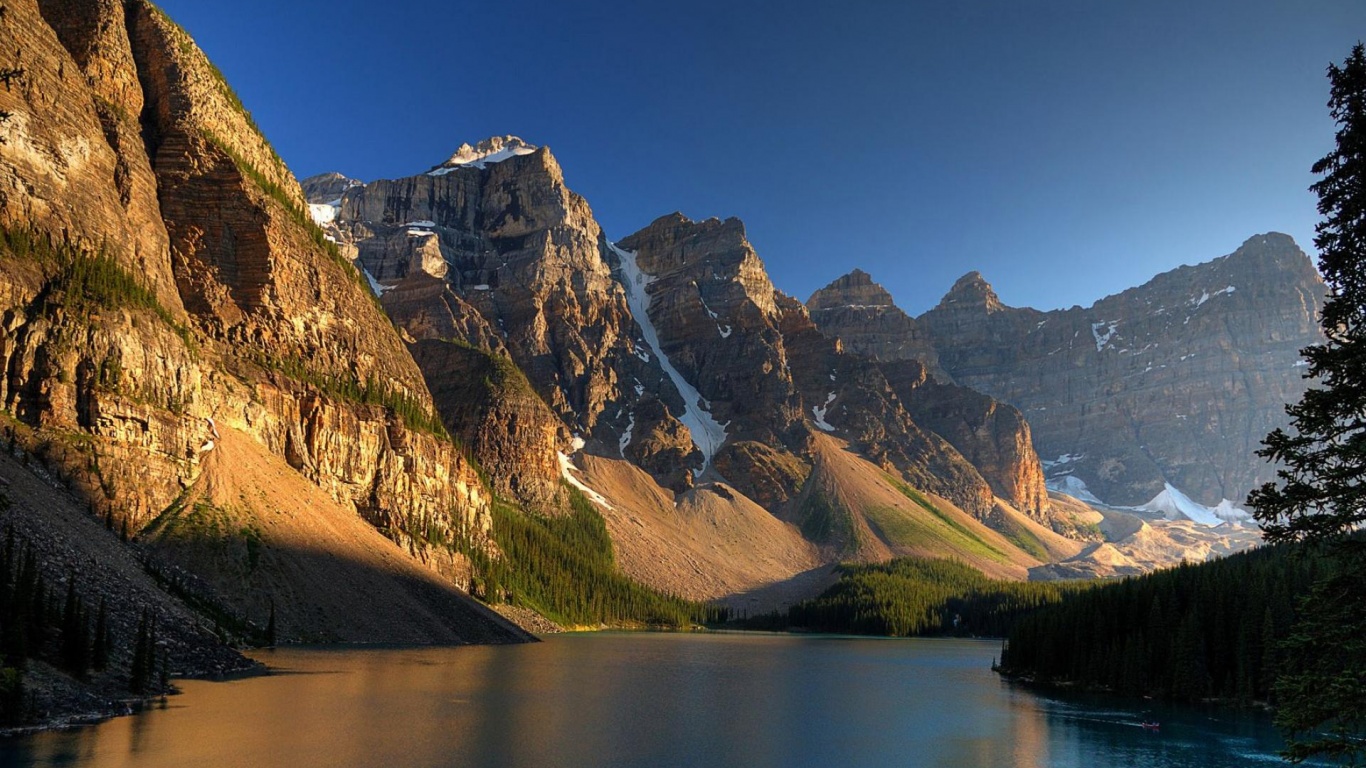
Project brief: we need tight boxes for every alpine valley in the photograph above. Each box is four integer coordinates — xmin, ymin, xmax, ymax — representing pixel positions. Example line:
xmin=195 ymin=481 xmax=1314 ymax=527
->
xmin=0 ymin=0 xmax=1325 ymax=729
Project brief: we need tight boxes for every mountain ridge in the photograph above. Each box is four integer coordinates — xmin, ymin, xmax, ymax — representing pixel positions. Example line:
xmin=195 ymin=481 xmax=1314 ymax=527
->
xmin=304 ymin=140 xmax=1186 ymax=594
xmin=808 ymin=229 xmax=1322 ymax=511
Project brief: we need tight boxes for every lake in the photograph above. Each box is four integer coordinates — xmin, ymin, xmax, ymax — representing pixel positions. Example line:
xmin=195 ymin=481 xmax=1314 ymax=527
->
xmin=0 ymin=632 xmax=1297 ymax=767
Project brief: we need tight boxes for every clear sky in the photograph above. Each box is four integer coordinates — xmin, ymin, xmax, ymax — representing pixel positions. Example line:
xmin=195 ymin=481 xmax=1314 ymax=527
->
xmin=155 ymin=0 xmax=1365 ymax=313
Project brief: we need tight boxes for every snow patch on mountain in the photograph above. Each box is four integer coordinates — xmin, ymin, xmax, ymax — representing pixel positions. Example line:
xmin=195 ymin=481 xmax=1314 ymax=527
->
xmin=1126 ymin=483 xmax=1255 ymax=527
xmin=308 ymin=202 xmax=339 ymax=227
xmin=1091 ymin=321 xmax=1119 ymax=352
xmin=558 ymin=451 xmax=613 ymax=510
xmin=1042 ymin=453 xmax=1084 ymax=470
xmin=812 ymin=392 xmax=837 ymax=432
xmin=618 ymin=411 xmax=635 ymax=457
xmin=697 ymin=295 xmax=732 ymax=338
xmin=1190 ymin=285 xmax=1236 ymax=308
xmin=361 ymin=267 xmax=392 ymax=297
xmin=428 ymin=138 xmax=538 ymax=175
xmin=1047 ymin=475 xmax=1105 ymax=506
xmin=1050 ymin=474 xmax=1257 ymax=528
xmin=611 ymin=242 xmax=728 ymax=474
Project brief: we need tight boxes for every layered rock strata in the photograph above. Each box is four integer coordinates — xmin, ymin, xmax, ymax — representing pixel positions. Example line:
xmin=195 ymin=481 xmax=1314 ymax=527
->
xmin=916 ymin=233 xmax=1324 ymax=508
xmin=0 ymin=0 xmax=516 ymax=643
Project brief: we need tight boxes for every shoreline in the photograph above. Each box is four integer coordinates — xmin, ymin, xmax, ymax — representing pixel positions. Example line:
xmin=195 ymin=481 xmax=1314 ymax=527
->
xmin=993 ymin=667 xmax=1277 ymax=713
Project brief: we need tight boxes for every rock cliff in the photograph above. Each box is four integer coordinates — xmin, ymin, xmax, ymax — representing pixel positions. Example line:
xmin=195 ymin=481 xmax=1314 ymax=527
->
xmin=1 ymin=0 xmax=1285 ymax=670
xmin=0 ymin=0 xmax=521 ymax=644
xmin=307 ymin=140 xmax=706 ymax=494
xmin=806 ymin=269 xmax=946 ymax=380
xmin=318 ymin=147 xmax=1055 ymax=559
xmin=805 ymin=270 xmax=1050 ymax=521
xmin=611 ymin=214 xmax=1013 ymax=524
xmin=917 ymin=233 xmax=1324 ymax=511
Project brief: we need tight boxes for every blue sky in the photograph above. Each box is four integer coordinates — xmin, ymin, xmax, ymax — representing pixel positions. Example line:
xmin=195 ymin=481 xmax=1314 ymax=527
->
xmin=156 ymin=0 xmax=1364 ymax=313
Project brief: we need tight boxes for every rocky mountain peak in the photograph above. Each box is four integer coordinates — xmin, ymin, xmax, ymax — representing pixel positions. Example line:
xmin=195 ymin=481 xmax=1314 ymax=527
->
xmin=1237 ymin=231 xmax=1298 ymax=253
xmin=807 ymin=269 xmax=896 ymax=311
xmin=805 ymin=269 xmax=948 ymax=379
xmin=620 ymin=213 xmax=775 ymax=319
xmin=428 ymin=135 xmax=538 ymax=173
xmin=937 ymin=271 xmax=1006 ymax=313
xmin=626 ymin=213 xmax=748 ymax=249
xmin=301 ymin=172 xmax=363 ymax=204
xmin=919 ymin=234 xmax=1325 ymax=511
xmin=1223 ymin=232 xmax=1318 ymax=277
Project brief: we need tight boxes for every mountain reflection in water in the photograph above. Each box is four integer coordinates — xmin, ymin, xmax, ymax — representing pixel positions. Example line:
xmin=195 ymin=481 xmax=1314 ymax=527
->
xmin=0 ymin=633 xmax=1297 ymax=768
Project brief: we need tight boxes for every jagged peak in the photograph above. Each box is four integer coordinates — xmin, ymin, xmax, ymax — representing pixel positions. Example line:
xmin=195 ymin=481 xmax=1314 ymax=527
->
xmin=936 ymin=271 xmax=1005 ymax=313
xmin=653 ymin=212 xmax=744 ymax=231
xmin=300 ymin=172 xmax=364 ymax=205
xmin=843 ymin=268 xmax=873 ymax=285
xmin=622 ymin=212 xmax=748 ymax=251
xmin=303 ymin=171 xmax=353 ymax=183
xmin=807 ymin=269 xmax=897 ymax=312
xmin=427 ymin=136 xmax=539 ymax=175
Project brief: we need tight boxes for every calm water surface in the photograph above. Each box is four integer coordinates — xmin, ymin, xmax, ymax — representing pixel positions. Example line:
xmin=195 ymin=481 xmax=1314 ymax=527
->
xmin=0 ymin=632 xmax=1296 ymax=767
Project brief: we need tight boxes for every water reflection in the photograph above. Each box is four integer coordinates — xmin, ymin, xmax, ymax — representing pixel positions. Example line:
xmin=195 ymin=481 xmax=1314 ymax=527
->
xmin=0 ymin=633 xmax=1295 ymax=768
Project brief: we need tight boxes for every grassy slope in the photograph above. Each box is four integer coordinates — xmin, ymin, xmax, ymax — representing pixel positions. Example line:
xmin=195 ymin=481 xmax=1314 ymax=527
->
xmin=803 ymin=434 xmax=1045 ymax=579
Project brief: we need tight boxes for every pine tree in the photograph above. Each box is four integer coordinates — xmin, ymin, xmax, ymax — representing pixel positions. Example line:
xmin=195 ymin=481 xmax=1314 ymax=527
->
xmin=28 ymin=569 xmax=45 ymax=653
xmin=59 ymin=577 xmax=89 ymax=678
xmin=92 ymin=598 xmax=108 ymax=672
xmin=129 ymin=610 xmax=149 ymax=694
xmin=1247 ymin=42 xmax=1366 ymax=763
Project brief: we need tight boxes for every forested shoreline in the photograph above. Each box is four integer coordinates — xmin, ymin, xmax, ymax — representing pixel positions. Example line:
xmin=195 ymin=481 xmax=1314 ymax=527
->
xmin=995 ymin=543 xmax=1323 ymax=705
xmin=736 ymin=557 xmax=1089 ymax=637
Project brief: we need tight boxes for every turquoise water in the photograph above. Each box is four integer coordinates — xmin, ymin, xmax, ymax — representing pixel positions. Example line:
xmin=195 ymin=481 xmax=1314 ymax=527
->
xmin=0 ymin=632 xmax=1296 ymax=767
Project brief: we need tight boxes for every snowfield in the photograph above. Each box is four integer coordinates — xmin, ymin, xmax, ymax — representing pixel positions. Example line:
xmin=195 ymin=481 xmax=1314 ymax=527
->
xmin=610 ymin=242 xmax=728 ymax=475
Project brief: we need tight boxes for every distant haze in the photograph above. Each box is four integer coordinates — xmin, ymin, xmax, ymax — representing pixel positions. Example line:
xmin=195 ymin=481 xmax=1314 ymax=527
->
xmin=157 ymin=0 xmax=1362 ymax=312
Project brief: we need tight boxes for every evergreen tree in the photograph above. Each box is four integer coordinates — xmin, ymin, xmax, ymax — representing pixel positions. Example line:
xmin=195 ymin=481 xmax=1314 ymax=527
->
xmin=28 ymin=568 xmax=45 ymax=653
xmin=1247 ymin=42 xmax=1366 ymax=763
xmin=129 ymin=610 xmax=150 ymax=694
xmin=995 ymin=543 xmax=1319 ymax=704
xmin=58 ymin=577 xmax=89 ymax=678
xmin=92 ymin=598 xmax=108 ymax=672
xmin=0 ymin=668 xmax=23 ymax=726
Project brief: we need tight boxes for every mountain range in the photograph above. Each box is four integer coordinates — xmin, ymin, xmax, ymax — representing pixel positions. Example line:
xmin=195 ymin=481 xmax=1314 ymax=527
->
xmin=303 ymin=134 xmax=1316 ymax=591
xmin=0 ymin=0 xmax=1322 ymax=707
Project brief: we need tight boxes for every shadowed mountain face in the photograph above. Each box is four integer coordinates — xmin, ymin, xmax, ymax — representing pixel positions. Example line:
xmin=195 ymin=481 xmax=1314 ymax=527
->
xmin=806 ymin=269 xmax=948 ymax=381
xmin=913 ymin=232 xmax=1325 ymax=509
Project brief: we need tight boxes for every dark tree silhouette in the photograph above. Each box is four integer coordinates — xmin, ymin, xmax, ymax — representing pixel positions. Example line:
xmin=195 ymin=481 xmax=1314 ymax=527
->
xmin=1247 ymin=42 xmax=1366 ymax=764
